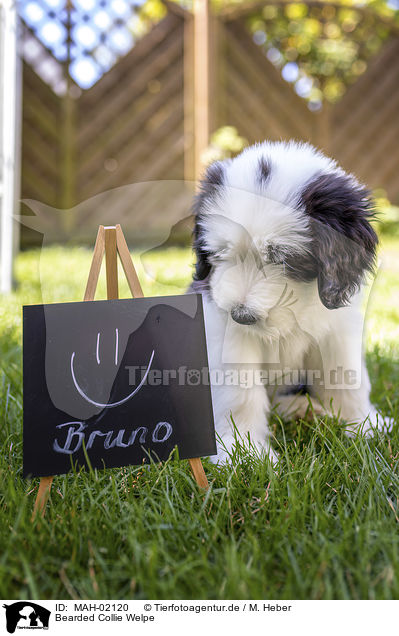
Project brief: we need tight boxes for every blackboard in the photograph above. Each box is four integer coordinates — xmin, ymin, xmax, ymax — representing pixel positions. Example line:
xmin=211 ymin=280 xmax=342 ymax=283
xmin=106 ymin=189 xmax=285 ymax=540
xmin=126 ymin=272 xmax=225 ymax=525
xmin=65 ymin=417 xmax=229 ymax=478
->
xmin=23 ymin=294 xmax=216 ymax=478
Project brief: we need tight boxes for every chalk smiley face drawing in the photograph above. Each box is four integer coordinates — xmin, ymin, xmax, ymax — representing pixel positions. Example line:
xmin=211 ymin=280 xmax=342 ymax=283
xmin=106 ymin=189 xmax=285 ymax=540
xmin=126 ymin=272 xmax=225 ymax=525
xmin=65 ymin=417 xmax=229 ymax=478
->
xmin=70 ymin=327 xmax=155 ymax=409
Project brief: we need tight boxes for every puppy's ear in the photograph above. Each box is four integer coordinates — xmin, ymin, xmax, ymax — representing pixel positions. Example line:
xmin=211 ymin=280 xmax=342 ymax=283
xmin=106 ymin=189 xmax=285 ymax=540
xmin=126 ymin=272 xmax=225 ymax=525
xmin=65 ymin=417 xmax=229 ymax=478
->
xmin=301 ymin=172 xmax=378 ymax=309
xmin=193 ymin=161 xmax=225 ymax=281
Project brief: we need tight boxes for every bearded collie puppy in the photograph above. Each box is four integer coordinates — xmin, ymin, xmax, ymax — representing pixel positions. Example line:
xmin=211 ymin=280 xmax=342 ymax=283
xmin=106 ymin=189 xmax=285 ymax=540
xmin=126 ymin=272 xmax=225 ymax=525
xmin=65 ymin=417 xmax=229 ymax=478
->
xmin=190 ymin=140 xmax=392 ymax=463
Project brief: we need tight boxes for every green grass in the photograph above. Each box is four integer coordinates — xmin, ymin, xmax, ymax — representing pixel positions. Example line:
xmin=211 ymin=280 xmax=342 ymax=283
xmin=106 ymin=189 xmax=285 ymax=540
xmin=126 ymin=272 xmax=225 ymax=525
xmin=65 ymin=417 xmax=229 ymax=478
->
xmin=0 ymin=239 xmax=399 ymax=600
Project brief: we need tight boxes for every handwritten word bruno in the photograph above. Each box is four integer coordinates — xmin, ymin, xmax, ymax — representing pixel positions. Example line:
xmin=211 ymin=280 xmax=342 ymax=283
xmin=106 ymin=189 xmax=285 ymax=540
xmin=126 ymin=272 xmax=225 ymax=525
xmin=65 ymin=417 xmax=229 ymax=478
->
xmin=53 ymin=421 xmax=173 ymax=454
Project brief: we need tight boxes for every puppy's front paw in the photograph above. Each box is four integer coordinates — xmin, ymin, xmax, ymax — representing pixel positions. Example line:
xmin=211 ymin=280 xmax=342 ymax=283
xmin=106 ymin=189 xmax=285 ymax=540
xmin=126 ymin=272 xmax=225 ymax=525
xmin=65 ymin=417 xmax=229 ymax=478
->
xmin=209 ymin=435 xmax=278 ymax=466
xmin=345 ymin=410 xmax=394 ymax=438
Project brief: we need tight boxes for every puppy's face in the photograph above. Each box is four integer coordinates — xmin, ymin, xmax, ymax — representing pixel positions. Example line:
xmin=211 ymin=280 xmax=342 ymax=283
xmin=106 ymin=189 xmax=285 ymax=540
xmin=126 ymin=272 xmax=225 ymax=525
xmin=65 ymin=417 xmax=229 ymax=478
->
xmin=202 ymin=196 xmax=312 ymax=331
xmin=193 ymin=142 xmax=378 ymax=330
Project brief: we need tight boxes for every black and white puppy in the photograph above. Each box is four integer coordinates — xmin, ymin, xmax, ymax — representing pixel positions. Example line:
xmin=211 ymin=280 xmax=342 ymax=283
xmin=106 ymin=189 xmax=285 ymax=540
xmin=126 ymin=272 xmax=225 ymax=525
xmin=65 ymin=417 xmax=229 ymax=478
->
xmin=191 ymin=140 xmax=391 ymax=464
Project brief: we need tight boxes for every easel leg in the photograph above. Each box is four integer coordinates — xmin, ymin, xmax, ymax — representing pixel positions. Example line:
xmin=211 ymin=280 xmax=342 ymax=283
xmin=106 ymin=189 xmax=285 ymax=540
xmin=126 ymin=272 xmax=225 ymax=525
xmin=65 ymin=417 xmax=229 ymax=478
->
xmin=104 ymin=227 xmax=119 ymax=300
xmin=188 ymin=457 xmax=209 ymax=489
xmin=32 ymin=476 xmax=54 ymax=520
xmin=115 ymin=224 xmax=144 ymax=298
xmin=84 ymin=225 xmax=105 ymax=301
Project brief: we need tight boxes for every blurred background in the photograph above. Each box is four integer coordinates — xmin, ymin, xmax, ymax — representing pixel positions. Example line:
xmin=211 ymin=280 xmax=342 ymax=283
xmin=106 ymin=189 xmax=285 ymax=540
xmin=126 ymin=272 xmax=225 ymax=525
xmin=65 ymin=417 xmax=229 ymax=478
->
xmin=0 ymin=0 xmax=399 ymax=294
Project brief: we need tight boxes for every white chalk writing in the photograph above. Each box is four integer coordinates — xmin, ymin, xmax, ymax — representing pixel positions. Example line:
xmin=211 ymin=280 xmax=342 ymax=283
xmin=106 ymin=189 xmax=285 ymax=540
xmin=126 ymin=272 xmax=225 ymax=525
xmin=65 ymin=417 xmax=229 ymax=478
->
xmin=53 ymin=420 xmax=173 ymax=454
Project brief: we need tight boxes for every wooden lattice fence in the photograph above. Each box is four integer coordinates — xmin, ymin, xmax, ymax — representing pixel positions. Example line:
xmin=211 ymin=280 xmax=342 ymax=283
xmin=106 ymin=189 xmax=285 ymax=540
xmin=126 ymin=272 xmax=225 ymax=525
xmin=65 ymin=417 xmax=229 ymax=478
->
xmin=20 ymin=3 xmax=399 ymax=246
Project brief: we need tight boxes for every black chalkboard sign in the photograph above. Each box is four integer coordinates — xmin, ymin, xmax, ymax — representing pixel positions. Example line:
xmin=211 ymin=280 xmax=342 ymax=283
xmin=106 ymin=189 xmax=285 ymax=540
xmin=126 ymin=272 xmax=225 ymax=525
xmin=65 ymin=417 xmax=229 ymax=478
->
xmin=23 ymin=294 xmax=216 ymax=478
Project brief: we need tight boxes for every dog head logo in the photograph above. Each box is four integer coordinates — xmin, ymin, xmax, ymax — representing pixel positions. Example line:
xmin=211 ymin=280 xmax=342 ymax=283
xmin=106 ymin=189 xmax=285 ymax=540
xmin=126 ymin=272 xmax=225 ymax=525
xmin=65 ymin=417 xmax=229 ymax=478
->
xmin=18 ymin=180 xmax=195 ymax=303
xmin=3 ymin=602 xmax=50 ymax=633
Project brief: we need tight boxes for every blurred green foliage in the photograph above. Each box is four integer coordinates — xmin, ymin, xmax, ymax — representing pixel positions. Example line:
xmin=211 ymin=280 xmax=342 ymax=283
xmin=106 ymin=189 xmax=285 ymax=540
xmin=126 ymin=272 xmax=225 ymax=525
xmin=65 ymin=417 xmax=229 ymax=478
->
xmin=245 ymin=1 xmax=399 ymax=106
xmin=134 ymin=0 xmax=399 ymax=108
xmin=200 ymin=126 xmax=248 ymax=164
xmin=376 ymin=193 xmax=399 ymax=237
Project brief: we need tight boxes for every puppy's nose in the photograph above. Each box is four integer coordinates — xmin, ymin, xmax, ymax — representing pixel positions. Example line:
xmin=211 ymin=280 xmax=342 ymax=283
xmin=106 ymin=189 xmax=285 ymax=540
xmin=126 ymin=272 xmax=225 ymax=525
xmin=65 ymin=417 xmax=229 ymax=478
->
xmin=230 ymin=304 xmax=258 ymax=325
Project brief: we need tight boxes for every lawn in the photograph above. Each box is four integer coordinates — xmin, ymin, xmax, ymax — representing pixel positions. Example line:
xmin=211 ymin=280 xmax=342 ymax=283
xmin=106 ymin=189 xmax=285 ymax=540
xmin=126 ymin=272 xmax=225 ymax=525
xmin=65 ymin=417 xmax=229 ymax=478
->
xmin=0 ymin=238 xmax=398 ymax=600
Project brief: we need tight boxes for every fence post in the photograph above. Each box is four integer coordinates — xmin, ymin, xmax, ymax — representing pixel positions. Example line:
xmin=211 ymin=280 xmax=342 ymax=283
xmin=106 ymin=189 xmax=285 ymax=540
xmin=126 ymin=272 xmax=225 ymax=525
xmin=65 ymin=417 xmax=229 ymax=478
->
xmin=0 ymin=0 xmax=21 ymax=293
xmin=60 ymin=0 xmax=76 ymax=231
xmin=193 ymin=0 xmax=211 ymax=180
xmin=184 ymin=12 xmax=195 ymax=182
xmin=210 ymin=13 xmax=225 ymax=135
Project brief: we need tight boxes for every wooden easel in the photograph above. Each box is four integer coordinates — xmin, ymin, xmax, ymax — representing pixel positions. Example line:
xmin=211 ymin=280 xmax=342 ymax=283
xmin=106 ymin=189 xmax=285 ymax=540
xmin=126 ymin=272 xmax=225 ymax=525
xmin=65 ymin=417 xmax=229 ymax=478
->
xmin=32 ymin=224 xmax=209 ymax=519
